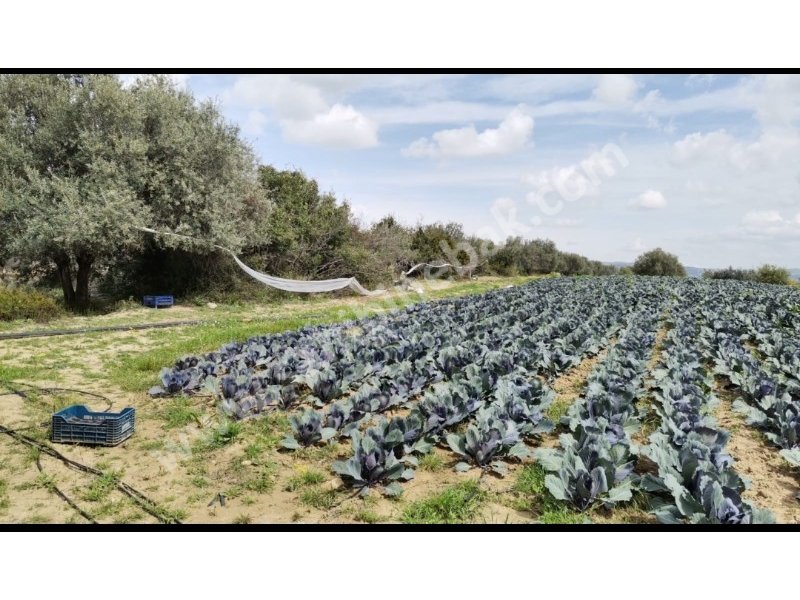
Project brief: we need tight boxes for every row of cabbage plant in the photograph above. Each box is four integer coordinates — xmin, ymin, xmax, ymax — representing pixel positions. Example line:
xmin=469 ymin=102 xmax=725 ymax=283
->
xmin=535 ymin=289 xmax=667 ymax=512
xmin=325 ymin=284 xmax=643 ymax=496
xmin=641 ymin=286 xmax=774 ymax=524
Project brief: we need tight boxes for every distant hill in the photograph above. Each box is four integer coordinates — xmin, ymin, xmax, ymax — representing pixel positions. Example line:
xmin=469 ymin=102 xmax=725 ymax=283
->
xmin=608 ymin=262 xmax=800 ymax=280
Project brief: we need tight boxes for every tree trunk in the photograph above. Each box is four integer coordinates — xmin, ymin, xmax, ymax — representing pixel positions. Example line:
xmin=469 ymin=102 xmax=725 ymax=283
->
xmin=75 ymin=253 xmax=93 ymax=313
xmin=55 ymin=255 xmax=76 ymax=310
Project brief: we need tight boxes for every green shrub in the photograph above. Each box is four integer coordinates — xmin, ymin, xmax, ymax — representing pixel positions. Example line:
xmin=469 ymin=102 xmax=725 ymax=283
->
xmin=631 ymin=248 xmax=686 ymax=277
xmin=703 ymin=267 xmax=756 ymax=281
xmin=755 ymin=264 xmax=791 ymax=286
xmin=0 ymin=286 xmax=62 ymax=322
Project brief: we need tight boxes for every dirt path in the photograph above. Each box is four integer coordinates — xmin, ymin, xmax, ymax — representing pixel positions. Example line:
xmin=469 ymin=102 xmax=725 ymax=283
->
xmin=715 ymin=381 xmax=800 ymax=524
xmin=543 ymin=341 xmax=616 ymax=445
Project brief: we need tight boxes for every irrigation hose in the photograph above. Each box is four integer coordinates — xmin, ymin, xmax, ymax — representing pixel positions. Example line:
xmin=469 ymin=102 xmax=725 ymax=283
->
xmin=0 ymin=380 xmax=114 ymax=412
xmin=0 ymin=382 xmax=180 ymax=524
xmin=0 ymin=319 xmax=203 ymax=341
xmin=33 ymin=453 xmax=98 ymax=524
xmin=0 ymin=422 xmax=182 ymax=525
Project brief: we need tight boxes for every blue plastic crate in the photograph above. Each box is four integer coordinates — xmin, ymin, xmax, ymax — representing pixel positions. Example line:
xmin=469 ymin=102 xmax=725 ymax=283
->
xmin=143 ymin=295 xmax=174 ymax=308
xmin=51 ymin=405 xmax=136 ymax=446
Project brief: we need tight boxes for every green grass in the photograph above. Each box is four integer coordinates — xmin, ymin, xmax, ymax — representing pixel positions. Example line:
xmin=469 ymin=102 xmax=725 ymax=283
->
xmin=0 ymin=478 xmax=10 ymax=512
xmin=160 ymin=397 xmax=202 ymax=429
xmin=243 ymin=442 xmax=264 ymax=461
xmin=194 ymin=420 xmax=242 ymax=452
xmin=545 ymin=398 xmax=573 ymax=422
xmin=190 ymin=475 xmax=209 ymax=488
xmin=285 ymin=469 xmax=327 ymax=491
xmin=153 ymin=505 xmax=188 ymax=523
xmin=82 ymin=470 xmax=122 ymax=503
xmin=110 ymin=314 xmax=374 ymax=392
xmin=299 ymin=488 xmax=338 ymax=510
xmin=16 ymin=473 xmax=57 ymax=492
xmin=418 ymin=452 xmax=445 ymax=472
xmin=108 ymin=276 xmax=542 ymax=393
xmin=353 ymin=509 xmax=382 ymax=524
xmin=0 ymin=362 xmax=48 ymax=383
xmin=401 ymin=480 xmax=487 ymax=524
xmin=138 ymin=439 xmax=166 ymax=451
xmin=24 ymin=513 xmax=52 ymax=524
xmin=88 ymin=500 xmax=129 ymax=520
xmin=245 ymin=413 xmax=290 ymax=450
xmin=294 ymin=442 xmax=342 ymax=462
xmin=113 ymin=509 xmax=144 ymax=524
xmin=512 ymin=465 xmax=583 ymax=524
xmin=242 ymin=464 xmax=278 ymax=493
xmin=513 ymin=463 xmax=547 ymax=496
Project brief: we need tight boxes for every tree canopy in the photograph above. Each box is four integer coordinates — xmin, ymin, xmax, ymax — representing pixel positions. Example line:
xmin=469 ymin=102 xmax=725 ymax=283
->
xmin=632 ymin=248 xmax=687 ymax=277
xmin=0 ymin=74 xmax=266 ymax=311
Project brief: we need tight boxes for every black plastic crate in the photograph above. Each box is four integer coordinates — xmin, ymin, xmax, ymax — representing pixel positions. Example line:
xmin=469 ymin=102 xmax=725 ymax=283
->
xmin=51 ymin=405 xmax=135 ymax=446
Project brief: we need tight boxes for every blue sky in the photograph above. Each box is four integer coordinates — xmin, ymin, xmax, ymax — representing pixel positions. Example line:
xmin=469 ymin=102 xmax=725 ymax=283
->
xmin=125 ymin=74 xmax=800 ymax=268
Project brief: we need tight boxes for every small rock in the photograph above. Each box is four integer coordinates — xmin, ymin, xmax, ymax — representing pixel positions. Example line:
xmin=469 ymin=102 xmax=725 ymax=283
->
xmin=207 ymin=302 xmax=218 ymax=309
xmin=242 ymin=460 xmax=252 ymax=467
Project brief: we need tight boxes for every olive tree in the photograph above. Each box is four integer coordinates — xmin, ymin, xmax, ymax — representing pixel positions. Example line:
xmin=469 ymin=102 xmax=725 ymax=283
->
xmin=632 ymin=248 xmax=686 ymax=277
xmin=0 ymin=74 xmax=148 ymax=311
xmin=0 ymin=74 xmax=266 ymax=311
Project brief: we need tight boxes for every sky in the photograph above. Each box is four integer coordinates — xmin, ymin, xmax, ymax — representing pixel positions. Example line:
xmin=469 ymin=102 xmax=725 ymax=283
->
xmin=124 ymin=74 xmax=800 ymax=269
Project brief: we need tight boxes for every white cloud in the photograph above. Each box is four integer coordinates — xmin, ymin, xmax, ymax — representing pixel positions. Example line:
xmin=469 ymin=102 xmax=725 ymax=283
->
xmin=485 ymin=74 xmax=599 ymax=102
xmin=403 ymin=106 xmax=533 ymax=158
xmin=165 ymin=74 xmax=191 ymax=90
xmin=523 ymin=144 xmax=629 ymax=212
xmin=671 ymin=127 xmax=800 ymax=171
xmin=630 ymin=190 xmax=667 ymax=209
xmin=672 ymin=129 xmax=737 ymax=163
xmin=224 ymin=75 xmax=330 ymax=119
xmin=592 ymin=74 xmax=639 ymax=105
xmin=685 ymin=179 xmax=729 ymax=206
xmin=222 ymin=75 xmax=378 ymax=149
xmin=751 ymin=74 xmax=800 ymax=129
xmin=628 ymin=237 xmax=647 ymax=252
xmin=685 ymin=74 xmax=718 ymax=88
xmin=282 ymin=104 xmax=378 ymax=149
xmin=554 ymin=217 xmax=581 ymax=227
xmin=242 ymin=110 xmax=268 ymax=136
xmin=672 ymin=77 xmax=800 ymax=172
xmin=742 ymin=210 xmax=788 ymax=228
xmin=486 ymin=196 xmax=535 ymax=240
xmin=735 ymin=210 xmax=800 ymax=240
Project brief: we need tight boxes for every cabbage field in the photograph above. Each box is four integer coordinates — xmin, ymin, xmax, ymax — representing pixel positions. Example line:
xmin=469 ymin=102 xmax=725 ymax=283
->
xmin=150 ymin=277 xmax=800 ymax=524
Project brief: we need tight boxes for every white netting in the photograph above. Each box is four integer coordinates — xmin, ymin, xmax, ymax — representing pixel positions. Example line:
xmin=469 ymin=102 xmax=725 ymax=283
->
xmin=138 ymin=227 xmax=386 ymax=296
xmin=404 ymin=262 xmax=453 ymax=276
